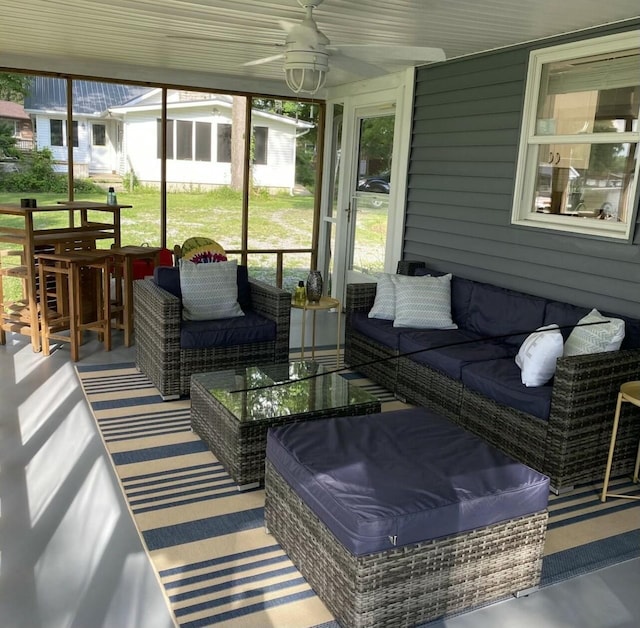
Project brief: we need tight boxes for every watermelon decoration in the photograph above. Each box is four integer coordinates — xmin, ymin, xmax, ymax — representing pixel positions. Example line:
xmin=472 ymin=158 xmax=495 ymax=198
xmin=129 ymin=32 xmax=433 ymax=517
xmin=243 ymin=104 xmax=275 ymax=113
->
xmin=181 ymin=237 xmax=227 ymax=264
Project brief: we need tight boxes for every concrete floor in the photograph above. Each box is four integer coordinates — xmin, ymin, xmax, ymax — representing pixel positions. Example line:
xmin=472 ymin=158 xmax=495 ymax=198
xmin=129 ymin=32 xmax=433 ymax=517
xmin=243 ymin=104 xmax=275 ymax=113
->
xmin=1 ymin=308 xmax=639 ymax=627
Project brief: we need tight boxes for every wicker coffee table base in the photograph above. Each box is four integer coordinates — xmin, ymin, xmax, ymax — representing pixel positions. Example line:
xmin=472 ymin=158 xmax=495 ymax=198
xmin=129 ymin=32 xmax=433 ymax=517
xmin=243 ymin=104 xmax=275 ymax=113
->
xmin=265 ymin=459 xmax=548 ymax=628
xmin=191 ymin=376 xmax=380 ymax=489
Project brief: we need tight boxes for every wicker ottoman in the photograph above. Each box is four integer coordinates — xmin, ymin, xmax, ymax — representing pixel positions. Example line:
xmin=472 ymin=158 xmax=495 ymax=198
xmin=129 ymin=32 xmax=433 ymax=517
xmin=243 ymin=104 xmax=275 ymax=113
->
xmin=265 ymin=407 xmax=549 ymax=627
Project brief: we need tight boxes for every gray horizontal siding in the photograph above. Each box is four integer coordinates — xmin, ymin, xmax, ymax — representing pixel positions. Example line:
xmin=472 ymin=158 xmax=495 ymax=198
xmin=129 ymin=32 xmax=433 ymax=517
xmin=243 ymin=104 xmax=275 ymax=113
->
xmin=405 ymin=19 xmax=640 ymax=319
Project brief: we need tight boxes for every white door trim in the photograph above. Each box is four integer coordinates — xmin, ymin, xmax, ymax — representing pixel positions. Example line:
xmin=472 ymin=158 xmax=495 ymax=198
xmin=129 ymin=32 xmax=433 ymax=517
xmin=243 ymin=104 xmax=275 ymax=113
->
xmin=320 ymin=69 xmax=415 ymax=301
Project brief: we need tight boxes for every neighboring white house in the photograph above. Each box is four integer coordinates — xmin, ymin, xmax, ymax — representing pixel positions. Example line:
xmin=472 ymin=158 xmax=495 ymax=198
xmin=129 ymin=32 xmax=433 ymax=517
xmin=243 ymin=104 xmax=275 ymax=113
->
xmin=23 ymin=78 xmax=312 ymax=191
xmin=110 ymin=88 xmax=312 ymax=191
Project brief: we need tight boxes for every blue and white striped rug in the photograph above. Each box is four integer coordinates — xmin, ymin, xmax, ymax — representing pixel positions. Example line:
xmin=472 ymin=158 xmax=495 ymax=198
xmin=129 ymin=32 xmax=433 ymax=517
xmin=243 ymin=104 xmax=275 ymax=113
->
xmin=76 ymin=351 xmax=640 ymax=627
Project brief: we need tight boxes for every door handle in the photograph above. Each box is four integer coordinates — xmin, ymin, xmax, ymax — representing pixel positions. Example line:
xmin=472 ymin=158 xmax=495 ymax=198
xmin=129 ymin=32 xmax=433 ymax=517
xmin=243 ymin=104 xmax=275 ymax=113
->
xmin=555 ymin=152 xmax=561 ymax=165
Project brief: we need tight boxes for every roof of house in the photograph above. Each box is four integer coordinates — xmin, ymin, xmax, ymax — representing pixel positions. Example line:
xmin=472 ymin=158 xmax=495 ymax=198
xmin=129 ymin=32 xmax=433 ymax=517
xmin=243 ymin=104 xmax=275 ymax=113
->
xmin=23 ymin=76 xmax=149 ymax=115
xmin=0 ymin=100 xmax=30 ymax=120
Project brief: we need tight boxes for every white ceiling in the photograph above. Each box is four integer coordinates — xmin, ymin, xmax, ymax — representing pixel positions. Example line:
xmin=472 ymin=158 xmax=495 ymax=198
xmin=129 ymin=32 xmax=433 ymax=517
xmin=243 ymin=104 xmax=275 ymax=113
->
xmin=1 ymin=0 xmax=639 ymax=98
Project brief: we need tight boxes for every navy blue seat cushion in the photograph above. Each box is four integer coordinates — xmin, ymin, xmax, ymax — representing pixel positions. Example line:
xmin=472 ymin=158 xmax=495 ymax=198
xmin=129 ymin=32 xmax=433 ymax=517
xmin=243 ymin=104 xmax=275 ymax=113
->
xmin=180 ymin=310 xmax=276 ymax=349
xmin=350 ymin=311 xmax=405 ymax=350
xmin=153 ymin=264 xmax=251 ymax=310
xmin=266 ymin=407 xmax=549 ymax=556
xmin=461 ymin=358 xmax=553 ymax=421
xmin=398 ymin=329 xmax=515 ymax=379
xmin=465 ymin=282 xmax=547 ymax=348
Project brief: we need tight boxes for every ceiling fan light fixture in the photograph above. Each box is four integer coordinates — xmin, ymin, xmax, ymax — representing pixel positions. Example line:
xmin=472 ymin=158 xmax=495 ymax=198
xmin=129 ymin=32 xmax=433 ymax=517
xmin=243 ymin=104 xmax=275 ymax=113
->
xmin=284 ymin=50 xmax=329 ymax=95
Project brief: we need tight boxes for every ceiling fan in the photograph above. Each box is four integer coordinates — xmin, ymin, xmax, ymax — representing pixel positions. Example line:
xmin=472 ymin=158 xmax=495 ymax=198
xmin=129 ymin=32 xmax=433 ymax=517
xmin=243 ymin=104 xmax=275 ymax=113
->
xmin=243 ymin=0 xmax=446 ymax=95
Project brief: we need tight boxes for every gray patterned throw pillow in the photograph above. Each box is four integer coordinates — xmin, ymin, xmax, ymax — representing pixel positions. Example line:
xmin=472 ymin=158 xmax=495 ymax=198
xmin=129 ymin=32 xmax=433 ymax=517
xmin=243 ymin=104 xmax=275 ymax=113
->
xmin=563 ymin=308 xmax=624 ymax=356
xmin=179 ymin=259 xmax=244 ymax=321
xmin=392 ymin=273 xmax=457 ymax=329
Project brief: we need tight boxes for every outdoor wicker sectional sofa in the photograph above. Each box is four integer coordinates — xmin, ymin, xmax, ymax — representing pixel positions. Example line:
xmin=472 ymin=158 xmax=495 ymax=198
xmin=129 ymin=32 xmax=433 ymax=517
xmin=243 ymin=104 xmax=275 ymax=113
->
xmin=345 ymin=262 xmax=640 ymax=492
xmin=133 ymin=264 xmax=291 ymax=399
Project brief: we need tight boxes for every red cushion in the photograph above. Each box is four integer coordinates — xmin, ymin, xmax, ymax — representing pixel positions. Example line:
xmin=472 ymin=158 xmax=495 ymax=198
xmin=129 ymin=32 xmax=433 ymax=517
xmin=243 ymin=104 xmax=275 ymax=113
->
xmin=132 ymin=248 xmax=173 ymax=280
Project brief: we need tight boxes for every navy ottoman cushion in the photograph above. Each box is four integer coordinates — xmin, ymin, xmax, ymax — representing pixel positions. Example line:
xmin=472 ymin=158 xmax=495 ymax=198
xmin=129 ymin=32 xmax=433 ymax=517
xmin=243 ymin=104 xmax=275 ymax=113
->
xmin=266 ymin=407 xmax=549 ymax=556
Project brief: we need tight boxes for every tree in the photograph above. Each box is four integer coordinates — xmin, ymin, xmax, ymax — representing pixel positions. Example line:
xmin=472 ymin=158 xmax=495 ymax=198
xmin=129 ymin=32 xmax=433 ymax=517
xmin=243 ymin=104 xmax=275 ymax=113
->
xmin=231 ymin=96 xmax=247 ymax=191
xmin=590 ymin=121 xmax=624 ymax=177
xmin=0 ymin=121 xmax=19 ymax=158
xmin=252 ymin=99 xmax=319 ymax=188
xmin=0 ymin=73 xmax=31 ymax=102
xmin=359 ymin=115 xmax=394 ymax=174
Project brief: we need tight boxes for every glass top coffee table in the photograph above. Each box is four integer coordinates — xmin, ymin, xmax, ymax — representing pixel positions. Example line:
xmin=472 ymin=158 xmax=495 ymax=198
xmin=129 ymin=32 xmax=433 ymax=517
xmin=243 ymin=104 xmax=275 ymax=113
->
xmin=190 ymin=360 xmax=381 ymax=489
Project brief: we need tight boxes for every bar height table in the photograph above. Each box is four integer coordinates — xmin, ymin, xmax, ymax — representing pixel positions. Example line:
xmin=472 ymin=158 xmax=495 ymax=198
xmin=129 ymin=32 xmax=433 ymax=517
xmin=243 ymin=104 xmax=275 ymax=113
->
xmin=0 ymin=201 xmax=130 ymax=352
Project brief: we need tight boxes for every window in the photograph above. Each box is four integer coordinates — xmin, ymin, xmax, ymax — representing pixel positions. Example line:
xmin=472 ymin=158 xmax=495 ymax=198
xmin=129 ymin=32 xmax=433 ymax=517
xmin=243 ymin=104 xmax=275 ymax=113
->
xmin=157 ymin=119 xmax=175 ymax=159
xmin=512 ymin=31 xmax=640 ymax=239
xmin=92 ymin=123 xmax=106 ymax=146
xmin=50 ymin=119 xmax=78 ymax=147
xmin=217 ymin=123 xmax=232 ymax=163
xmin=195 ymin=121 xmax=211 ymax=161
xmin=176 ymin=120 xmax=193 ymax=160
xmin=253 ymin=126 xmax=268 ymax=164
xmin=51 ymin=119 xmax=63 ymax=146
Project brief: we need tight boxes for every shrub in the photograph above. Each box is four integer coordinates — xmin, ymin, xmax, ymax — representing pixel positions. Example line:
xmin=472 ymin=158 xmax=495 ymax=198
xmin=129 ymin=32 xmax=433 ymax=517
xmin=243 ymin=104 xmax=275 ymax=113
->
xmin=0 ymin=148 xmax=102 ymax=193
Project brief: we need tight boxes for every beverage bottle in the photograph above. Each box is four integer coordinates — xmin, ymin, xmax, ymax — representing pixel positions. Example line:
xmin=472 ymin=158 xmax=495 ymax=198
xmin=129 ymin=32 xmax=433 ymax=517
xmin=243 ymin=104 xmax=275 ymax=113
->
xmin=107 ymin=187 xmax=117 ymax=205
xmin=294 ymin=281 xmax=306 ymax=305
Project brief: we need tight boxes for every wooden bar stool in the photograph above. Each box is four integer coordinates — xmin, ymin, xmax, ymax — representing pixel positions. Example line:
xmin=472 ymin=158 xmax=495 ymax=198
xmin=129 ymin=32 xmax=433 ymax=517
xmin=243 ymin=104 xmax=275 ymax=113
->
xmin=601 ymin=380 xmax=640 ymax=502
xmin=37 ymin=250 xmax=112 ymax=361
xmin=109 ymin=245 xmax=163 ymax=347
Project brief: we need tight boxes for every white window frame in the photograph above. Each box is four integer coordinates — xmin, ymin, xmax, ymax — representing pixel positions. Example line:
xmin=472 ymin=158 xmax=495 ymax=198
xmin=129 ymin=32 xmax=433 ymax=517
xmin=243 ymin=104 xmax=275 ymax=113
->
xmin=511 ymin=31 xmax=640 ymax=240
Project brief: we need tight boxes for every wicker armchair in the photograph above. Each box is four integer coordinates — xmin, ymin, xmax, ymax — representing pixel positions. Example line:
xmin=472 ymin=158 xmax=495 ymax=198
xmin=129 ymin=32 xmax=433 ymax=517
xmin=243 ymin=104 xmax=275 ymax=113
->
xmin=133 ymin=273 xmax=291 ymax=400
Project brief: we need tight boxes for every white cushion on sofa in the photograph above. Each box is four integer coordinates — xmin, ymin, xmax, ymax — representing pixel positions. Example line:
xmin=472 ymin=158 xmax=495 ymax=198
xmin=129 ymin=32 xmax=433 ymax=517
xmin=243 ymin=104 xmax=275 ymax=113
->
xmin=368 ymin=273 xmax=397 ymax=320
xmin=563 ymin=308 xmax=625 ymax=357
xmin=179 ymin=259 xmax=244 ymax=321
xmin=515 ymin=324 xmax=564 ymax=387
xmin=393 ymin=273 xmax=457 ymax=329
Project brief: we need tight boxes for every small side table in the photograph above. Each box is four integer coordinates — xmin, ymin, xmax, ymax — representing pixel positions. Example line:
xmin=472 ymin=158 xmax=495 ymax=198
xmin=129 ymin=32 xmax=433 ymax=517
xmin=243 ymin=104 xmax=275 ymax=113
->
xmin=291 ymin=296 xmax=341 ymax=367
xmin=601 ymin=381 xmax=640 ymax=502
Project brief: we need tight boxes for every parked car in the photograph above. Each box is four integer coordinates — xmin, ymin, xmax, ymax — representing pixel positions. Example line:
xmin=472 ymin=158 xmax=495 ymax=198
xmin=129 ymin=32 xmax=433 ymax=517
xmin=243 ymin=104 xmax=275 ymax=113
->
xmin=357 ymin=171 xmax=390 ymax=194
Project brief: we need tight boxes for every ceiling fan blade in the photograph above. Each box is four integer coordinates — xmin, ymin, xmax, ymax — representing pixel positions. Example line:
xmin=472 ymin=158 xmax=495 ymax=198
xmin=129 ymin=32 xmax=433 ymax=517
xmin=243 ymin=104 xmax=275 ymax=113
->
xmin=329 ymin=54 xmax=386 ymax=78
xmin=331 ymin=45 xmax=446 ymax=63
xmin=244 ymin=53 xmax=285 ymax=67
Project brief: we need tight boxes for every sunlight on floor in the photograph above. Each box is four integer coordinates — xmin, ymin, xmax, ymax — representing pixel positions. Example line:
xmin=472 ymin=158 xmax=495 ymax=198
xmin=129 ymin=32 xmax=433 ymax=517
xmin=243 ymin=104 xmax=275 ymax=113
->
xmin=26 ymin=401 xmax=96 ymax=525
xmin=33 ymin=456 xmax=120 ymax=626
xmin=18 ymin=360 xmax=76 ymax=445
xmin=11 ymin=340 xmax=51 ymax=386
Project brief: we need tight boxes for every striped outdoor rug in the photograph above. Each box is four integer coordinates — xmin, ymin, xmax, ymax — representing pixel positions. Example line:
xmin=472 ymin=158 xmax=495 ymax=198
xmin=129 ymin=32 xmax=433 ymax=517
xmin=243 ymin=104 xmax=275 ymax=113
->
xmin=76 ymin=349 xmax=640 ymax=628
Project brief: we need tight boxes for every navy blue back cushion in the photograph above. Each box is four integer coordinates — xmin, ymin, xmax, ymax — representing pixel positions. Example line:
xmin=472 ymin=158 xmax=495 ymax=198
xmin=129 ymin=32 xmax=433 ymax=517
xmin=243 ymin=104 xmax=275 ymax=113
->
xmin=465 ymin=282 xmax=547 ymax=347
xmin=153 ymin=264 xmax=251 ymax=310
xmin=544 ymin=299 xmax=640 ymax=349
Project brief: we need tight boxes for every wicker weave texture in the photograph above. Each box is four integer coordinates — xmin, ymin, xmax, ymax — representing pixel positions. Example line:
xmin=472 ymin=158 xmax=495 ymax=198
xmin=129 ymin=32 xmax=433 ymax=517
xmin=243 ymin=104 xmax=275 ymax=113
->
xmin=191 ymin=375 xmax=381 ymax=487
xmin=265 ymin=460 xmax=547 ymax=628
xmin=344 ymin=331 xmax=398 ymax=393
xmin=133 ymin=277 xmax=291 ymax=399
xmin=396 ymin=355 xmax=463 ymax=419
xmin=344 ymin=275 xmax=640 ymax=490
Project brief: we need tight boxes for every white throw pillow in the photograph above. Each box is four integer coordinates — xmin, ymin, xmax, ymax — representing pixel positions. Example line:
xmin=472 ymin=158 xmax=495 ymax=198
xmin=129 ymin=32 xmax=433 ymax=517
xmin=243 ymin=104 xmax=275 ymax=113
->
xmin=392 ymin=274 xmax=457 ymax=329
xmin=179 ymin=259 xmax=244 ymax=321
xmin=515 ymin=324 xmax=564 ymax=387
xmin=368 ymin=273 xmax=397 ymax=321
xmin=563 ymin=308 xmax=625 ymax=357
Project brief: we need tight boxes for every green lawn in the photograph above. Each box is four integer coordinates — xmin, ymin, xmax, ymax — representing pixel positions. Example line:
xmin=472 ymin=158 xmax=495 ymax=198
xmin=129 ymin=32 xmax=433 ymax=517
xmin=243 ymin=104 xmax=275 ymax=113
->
xmin=1 ymin=188 xmax=387 ymax=300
